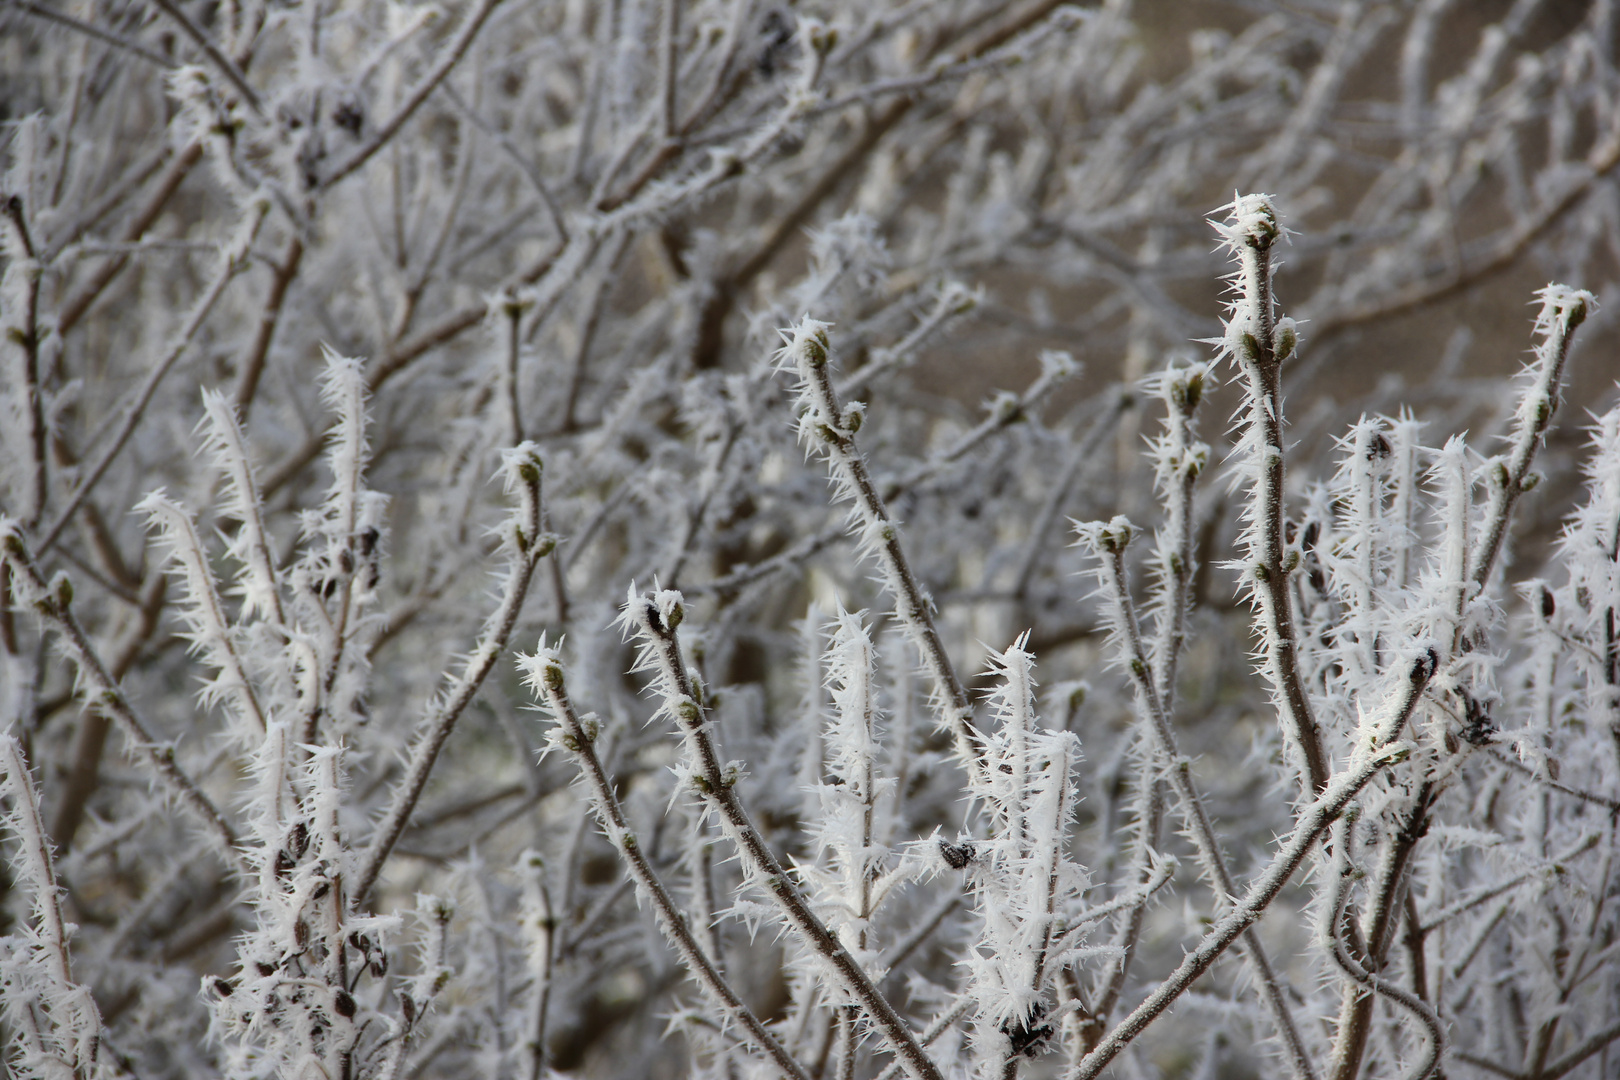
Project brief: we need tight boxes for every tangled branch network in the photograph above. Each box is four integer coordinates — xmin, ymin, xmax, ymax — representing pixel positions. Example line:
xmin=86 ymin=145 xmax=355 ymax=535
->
xmin=3 ymin=3 xmax=1620 ymax=1079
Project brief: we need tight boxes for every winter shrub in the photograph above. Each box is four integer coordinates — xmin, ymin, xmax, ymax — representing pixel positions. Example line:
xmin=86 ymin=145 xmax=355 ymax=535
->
xmin=2 ymin=3 xmax=1619 ymax=1079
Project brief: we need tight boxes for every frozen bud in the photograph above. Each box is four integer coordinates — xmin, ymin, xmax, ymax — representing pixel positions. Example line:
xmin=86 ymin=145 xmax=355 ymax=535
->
xmin=988 ymin=390 xmax=1021 ymax=423
xmin=1074 ymin=515 xmax=1135 ymax=553
xmin=1171 ymin=368 xmax=1205 ymax=411
xmin=1186 ymin=444 xmax=1208 ymax=477
xmin=1241 ymin=332 xmax=1267 ymax=365
xmin=1409 ymin=647 xmax=1438 ymax=684
xmin=1538 ymin=284 xmax=1593 ymax=331
xmin=498 ymin=288 xmax=535 ymax=320
xmin=1100 ymin=515 xmax=1134 ymax=551
xmin=1039 ymin=349 xmax=1078 ymax=381
xmin=1539 ymin=586 xmax=1555 ymax=619
xmin=1273 ymin=318 xmax=1297 ymax=363
xmin=841 ymin=401 xmax=866 ymax=432
xmin=503 ymin=443 xmax=544 ymax=487
xmin=941 ymin=280 xmax=980 ymax=315
xmin=938 ymin=839 xmax=974 ymax=870
xmin=1220 ymin=192 xmax=1280 ymax=246
xmin=800 ymin=17 xmax=837 ymax=55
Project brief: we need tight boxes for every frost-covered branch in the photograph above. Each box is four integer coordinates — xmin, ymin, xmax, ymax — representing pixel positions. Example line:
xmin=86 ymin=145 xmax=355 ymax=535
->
xmin=622 ymin=586 xmax=945 ymax=1080
xmin=353 ymin=443 xmax=552 ymax=905
xmin=518 ymin=643 xmax=812 ymax=1080
xmin=1077 ymin=517 xmax=1316 ymax=1080
xmin=1 ymin=523 xmax=247 ymax=877
xmin=783 ymin=318 xmax=981 ymax=771
xmin=1214 ymin=194 xmax=1329 ymax=797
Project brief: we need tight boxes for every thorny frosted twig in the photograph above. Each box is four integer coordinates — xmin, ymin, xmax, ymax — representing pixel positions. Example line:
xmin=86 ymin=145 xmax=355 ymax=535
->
xmin=783 ymin=319 xmax=981 ymax=771
xmin=1 ymin=524 xmax=249 ymax=877
xmin=1065 ymin=736 xmax=1420 ymax=1080
xmin=1320 ymin=817 xmax=1444 ymax=1080
xmin=519 ymin=644 xmax=813 ymax=1080
xmin=353 ymin=443 xmax=552 ymax=905
xmin=622 ymin=586 xmax=946 ymax=1080
xmin=1078 ymin=519 xmax=1316 ymax=1080
xmin=1214 ymin=194 xmax=1330 ymax=797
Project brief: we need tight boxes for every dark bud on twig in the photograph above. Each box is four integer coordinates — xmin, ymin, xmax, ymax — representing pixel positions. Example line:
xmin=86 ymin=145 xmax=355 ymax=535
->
xmin=331 ymin=99 xmax=364 ymax=137
xmin=939 ymin=839 xmax=974 ymax=870
xmin=1002 ymin=1002 xmax=1057 ymax=1059
xmin=1460 ymin=692 xmax=1496 ymax=746
xmin=756 ymin=10 xmax=797 ymax=77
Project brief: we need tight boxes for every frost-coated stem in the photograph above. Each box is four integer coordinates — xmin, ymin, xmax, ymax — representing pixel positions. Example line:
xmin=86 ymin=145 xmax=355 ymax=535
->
xmin=662 ymin=418 xmax=740 ymax=587
xmin=519 ymin=852 xmax=555 ymax=1080
xmin=784 ymin=319 xmax=982 ymax=771
xmin=353 ymin=444 xmax=551 ymax=905
xmin=200 ymin=390 xmax=286 ymax=628
xmin=1321 ymin=819 xmax=1443 ymax=1080
xmin=138 ymin=492 xmax=270 ymax=737
xmin=148 ymin=0 xmax=263 ymax=114
xmin=1082 ymin=520 xmax=1316 ymax=1080
xmin=1147 ymin=362 xmax=1211 ymax=706
xmin=521 ymin=647 xmax=812 ymax=1080
xmin=1085 ymin=735 xmax=1164 ymax=1050
xmin=626 ymin=589 xmax=946 ymax=1080
xmin=1468 ymin=286 xmax=1592 ymax=594
xmin=695 ymin=353 xmax=1078 ymax=599
xmin=2 ymin=196 xmax=47 ymax=529
xmin=658 ymin=0 xmax=679 ymax=138
xmin=1084 ymin=363 xmax=1209 ymax=1049
xmin=1216 ymin=194 xmax=1329 ymax=797
xmin=1065 ymin=736 xmax=1416 ymax=1080
xmin=0 ymin=735 xmax=102 ymax=1080
xmin=835 ymin=283 xmax=981 ymax=399
xmin=1325 ymin=782 xmax=1437 ymax=1080
xmin=0 ymin=524 xmax=248 ymax=877
xmin=503 ymin=298 xmax=525 ymax=446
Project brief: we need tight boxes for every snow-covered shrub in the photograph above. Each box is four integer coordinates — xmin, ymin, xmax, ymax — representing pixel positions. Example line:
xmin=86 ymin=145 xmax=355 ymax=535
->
xmin=3 ymin=3 xmax=1619 ymax=1079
